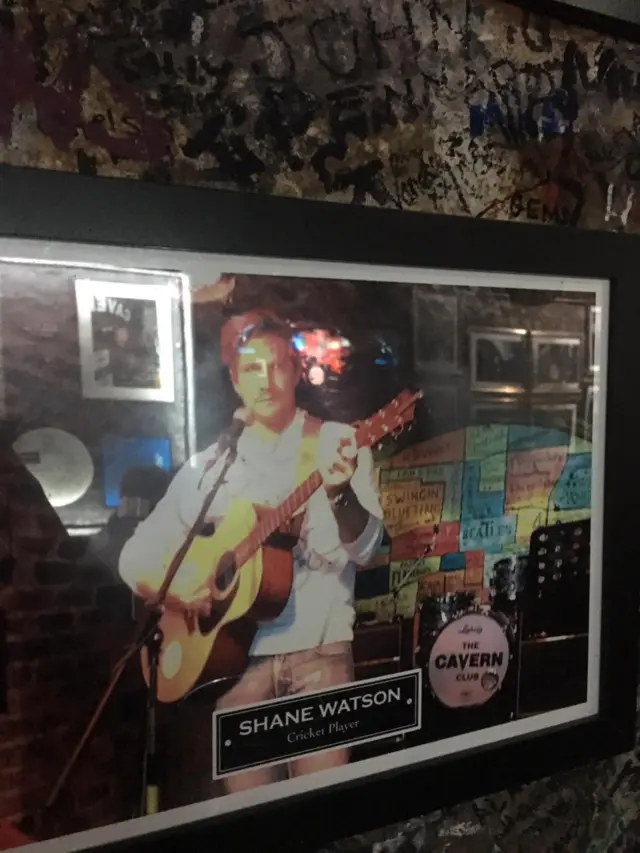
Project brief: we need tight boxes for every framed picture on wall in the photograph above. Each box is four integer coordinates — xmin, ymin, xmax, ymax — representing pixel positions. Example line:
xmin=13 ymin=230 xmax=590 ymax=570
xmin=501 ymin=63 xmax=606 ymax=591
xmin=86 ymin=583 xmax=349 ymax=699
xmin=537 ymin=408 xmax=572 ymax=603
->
xmin=75 ymin=277 xmax=176 ymax=402
xmin=0 ymin=167 xmax=636 ymax=853
xmin=413 ymin=290 xmax=458 ymax=371
xmin=531 ymin=402 xmax=578 ymax=440
xmin=469 ymin=328 xmax=528 ymax=393
xmin=533 ymin=332 xmax=582 ymax=392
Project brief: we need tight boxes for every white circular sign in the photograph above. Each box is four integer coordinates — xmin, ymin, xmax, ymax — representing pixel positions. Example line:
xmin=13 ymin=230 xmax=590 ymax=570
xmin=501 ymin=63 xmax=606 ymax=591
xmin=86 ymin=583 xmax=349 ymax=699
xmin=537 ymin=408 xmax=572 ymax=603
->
xmin=13 ymin=428 xmax=94 ymax=508
xmin=428 ymin=612 xmax=510 ymax=709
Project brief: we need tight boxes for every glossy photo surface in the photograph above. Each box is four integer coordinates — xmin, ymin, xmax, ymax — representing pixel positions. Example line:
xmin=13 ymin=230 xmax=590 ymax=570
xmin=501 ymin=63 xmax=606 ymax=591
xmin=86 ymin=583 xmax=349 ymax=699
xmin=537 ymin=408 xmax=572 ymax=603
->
xmin=0 ymin=168 xmax=635 ymax=853
xmin=0 ymin=243 xmax=607 ymax=853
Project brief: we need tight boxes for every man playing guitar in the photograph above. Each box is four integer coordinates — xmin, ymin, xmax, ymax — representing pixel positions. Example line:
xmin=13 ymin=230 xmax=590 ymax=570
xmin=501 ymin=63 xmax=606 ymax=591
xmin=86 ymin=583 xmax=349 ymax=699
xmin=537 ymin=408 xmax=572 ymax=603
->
xmin=119 ymin=309 xmax=384 ymax=791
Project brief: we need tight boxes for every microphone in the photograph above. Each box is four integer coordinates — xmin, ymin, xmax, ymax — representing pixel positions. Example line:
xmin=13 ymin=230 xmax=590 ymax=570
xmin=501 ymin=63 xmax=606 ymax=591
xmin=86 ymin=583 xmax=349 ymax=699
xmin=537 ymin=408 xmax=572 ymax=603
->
xmin=198 ymin=410 xmax=250 ymax=490
xmin=217 ymin=408 xmax=251 ymax=455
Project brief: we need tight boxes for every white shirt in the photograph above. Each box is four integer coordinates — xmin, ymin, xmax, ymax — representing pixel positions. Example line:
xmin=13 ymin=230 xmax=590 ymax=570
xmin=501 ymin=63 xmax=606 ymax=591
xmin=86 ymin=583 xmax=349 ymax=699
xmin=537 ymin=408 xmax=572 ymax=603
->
xmin=118 ymin=411 xmax=383 ymax=655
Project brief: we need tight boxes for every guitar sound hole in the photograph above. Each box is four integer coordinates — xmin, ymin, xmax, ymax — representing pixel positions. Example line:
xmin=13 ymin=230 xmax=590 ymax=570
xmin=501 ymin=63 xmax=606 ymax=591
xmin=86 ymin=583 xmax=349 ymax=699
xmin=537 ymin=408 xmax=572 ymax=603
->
xmin=215 ymin=552 xmax=237 ymax=593
xmin=198 ymin=522 xmax=216 ymax=538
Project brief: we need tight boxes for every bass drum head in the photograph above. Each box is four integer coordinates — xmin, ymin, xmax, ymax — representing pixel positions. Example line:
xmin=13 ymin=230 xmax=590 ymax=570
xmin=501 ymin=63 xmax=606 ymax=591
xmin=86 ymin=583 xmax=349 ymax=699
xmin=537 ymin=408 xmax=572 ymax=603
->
xmin=426 ymin=609 xmax=512 ymax=710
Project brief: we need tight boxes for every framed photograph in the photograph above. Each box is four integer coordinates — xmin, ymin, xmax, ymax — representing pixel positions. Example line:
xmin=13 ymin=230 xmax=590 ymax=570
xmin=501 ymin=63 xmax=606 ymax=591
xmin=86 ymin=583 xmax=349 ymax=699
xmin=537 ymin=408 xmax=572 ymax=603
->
xmin=0 ymin=167 xmax=636 ymax=853
xmin=469 ymin=328 xmax=528 ymax=393
xmin=533 ymin=332 xmax=582 ymax=392
xmin=531 ymin=403 xmax=578 ymax=440
xmin=413 ymin=291 xmax=458 ymax=371
xmin=75 ymin=278 xmax=175 ymax=402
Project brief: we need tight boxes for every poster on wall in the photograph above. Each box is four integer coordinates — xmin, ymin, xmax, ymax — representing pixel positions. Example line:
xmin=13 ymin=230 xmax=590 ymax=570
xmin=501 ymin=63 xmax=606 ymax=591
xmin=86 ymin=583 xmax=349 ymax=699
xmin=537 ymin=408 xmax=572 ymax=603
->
xmin=126 ymin=265 xmax=602 ymax=808
xmin=120 ymin=266 xmax=605 ymax=809
xmin=0 ymin=244 xmax=610 ymax=853
xmin=75 ymin=278 xmax=176 ymax=402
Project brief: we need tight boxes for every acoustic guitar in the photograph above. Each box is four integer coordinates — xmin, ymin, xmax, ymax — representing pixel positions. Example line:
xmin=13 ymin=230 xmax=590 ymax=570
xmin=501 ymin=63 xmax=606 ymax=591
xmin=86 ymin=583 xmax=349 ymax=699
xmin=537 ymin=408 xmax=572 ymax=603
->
xmin=142 ymin=390 xmax=421 ymax=703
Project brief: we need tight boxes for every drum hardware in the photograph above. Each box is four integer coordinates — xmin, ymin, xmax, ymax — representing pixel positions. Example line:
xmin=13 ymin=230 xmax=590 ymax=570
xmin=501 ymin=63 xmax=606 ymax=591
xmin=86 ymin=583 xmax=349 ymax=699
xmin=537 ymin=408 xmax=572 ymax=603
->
xmin=388 ymin=525 xmax=440 ymax=622
xmin=416 ymin=591 xmax=486 ymax=666
xmin=489 ymin=553 xmax=527 ymax=630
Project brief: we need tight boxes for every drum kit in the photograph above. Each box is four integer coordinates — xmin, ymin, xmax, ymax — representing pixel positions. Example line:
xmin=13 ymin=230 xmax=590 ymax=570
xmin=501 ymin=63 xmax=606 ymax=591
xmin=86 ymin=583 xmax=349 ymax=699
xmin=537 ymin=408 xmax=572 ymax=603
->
xmin=411 ymin=555 xmax=528 ymax=733
xmin=417 ymin=599 xmax=517 ymax=705
xmin=411 ymin=520 xmax=590 ymax=731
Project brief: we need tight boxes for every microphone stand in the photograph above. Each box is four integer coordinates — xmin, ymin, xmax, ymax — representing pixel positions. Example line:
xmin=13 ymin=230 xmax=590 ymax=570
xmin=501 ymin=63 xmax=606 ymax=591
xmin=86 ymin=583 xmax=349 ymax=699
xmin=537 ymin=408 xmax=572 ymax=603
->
xmin=390 ymin=527 xmax=440 ymax=622
xmin=140 ymin=617 xmax=162 ymax=816
xmin=38 ymin=613 xmax=160 ymax=826
xmin=36 ymin=428 xmax=244 ymax=832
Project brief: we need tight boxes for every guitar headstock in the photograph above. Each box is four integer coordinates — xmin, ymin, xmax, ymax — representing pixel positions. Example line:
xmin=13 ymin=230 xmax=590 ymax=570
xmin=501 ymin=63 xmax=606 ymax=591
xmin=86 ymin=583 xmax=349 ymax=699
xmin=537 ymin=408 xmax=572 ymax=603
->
xmin=355 ymin=390 xmax=422 ymax=449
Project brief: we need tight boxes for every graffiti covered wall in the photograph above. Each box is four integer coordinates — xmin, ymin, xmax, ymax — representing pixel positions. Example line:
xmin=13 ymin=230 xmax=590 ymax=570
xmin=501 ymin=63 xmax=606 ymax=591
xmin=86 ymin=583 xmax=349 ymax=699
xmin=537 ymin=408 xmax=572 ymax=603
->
xmin=2 ymin=0 xmax=640 ymax=233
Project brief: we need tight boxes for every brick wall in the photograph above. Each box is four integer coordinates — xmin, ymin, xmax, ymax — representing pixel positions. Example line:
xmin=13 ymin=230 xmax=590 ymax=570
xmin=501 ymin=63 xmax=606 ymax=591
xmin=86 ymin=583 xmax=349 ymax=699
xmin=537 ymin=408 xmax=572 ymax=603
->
xmin=0 ymin=542 xmax=145 ymax=839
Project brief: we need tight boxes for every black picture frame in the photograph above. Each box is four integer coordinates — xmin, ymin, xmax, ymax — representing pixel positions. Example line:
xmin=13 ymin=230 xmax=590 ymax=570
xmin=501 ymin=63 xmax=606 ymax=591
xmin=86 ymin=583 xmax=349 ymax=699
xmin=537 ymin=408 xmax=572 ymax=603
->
xmin=505 ymin=0 xmax=640 ymax=42
xmin=0 ymin=165 xmax=637 ymax=853
xmin=0 ymin=609 xmax=6 ymax=714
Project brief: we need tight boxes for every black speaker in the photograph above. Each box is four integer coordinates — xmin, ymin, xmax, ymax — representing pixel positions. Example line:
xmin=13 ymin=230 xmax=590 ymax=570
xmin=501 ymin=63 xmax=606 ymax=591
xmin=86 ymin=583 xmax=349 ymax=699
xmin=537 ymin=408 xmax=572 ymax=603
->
xmin=352 ymin=621 xmax=403 ymax=681
xmin=517 ymin=634 xmax=589 ymax=716
xmin=350 ymin=621 xmax=408 ymax=760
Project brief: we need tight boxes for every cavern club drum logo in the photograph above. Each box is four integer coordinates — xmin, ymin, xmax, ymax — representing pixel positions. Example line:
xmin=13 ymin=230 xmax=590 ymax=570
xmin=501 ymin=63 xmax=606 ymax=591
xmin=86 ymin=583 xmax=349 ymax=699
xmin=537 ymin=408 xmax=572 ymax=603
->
xmin=427 ymin=612 xmax=510 ymax=709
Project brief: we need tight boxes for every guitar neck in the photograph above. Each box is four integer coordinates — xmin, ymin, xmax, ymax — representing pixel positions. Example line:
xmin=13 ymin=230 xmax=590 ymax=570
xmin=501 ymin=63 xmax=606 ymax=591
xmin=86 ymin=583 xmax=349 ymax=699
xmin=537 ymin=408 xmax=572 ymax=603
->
xmin=234 ymin=469 xmax=324 ymax=566
xmin=229 ymin=392 xmax=418 ymax=568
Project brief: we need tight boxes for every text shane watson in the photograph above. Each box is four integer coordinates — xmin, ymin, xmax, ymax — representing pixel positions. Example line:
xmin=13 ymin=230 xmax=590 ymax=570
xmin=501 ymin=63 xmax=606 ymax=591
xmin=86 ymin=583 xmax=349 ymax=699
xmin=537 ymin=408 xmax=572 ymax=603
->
xmin=236 ymin=685 xmax=402 ymax=744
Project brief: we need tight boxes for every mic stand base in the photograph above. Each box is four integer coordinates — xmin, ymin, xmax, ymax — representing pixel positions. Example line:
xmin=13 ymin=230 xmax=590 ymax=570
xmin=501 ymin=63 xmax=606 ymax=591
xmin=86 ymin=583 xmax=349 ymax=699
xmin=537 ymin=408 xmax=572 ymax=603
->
xmin=37 ymin=609 xmax=164 ymax=831
xmin=140 ymin=611 xmax=163 ymax=817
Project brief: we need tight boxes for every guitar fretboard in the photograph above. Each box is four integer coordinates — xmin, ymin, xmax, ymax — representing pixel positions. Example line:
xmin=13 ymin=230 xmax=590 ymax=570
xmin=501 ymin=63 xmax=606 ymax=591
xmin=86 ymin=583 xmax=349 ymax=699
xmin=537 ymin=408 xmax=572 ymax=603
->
xmin=233 ymin=470 xmax=324 ymax=566
xmin=228 ymin=392 xmax=418 ymax=570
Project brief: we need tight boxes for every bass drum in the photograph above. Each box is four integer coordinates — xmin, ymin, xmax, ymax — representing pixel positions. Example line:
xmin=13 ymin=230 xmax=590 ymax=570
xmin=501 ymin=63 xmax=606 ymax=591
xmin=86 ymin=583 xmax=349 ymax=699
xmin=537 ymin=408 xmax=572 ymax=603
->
xmin=412 ymin=598 xmax=518 ymax=744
